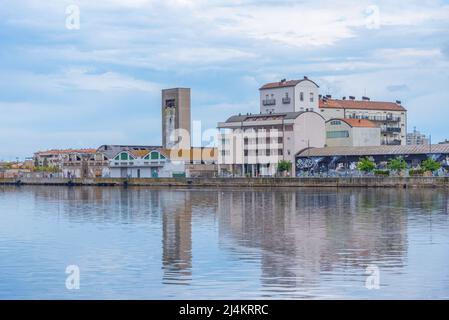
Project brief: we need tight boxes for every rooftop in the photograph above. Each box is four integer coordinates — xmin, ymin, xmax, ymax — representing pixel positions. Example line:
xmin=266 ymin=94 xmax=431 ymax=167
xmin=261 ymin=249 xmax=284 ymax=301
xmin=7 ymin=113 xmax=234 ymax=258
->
xmin=259 ymin=77 xmax=319 ymax=90
xmin=319 ymin=98 xmax=406 ymax=112
xmin=222 ymin=111 xmax=309 ymax=124
xmin=297 ymin=144 xmax=449 ymax=157
xmin=35 ymin=149 xmax=97 ymax=155
xmin=333 ymin=118 xmax=378 ymax=128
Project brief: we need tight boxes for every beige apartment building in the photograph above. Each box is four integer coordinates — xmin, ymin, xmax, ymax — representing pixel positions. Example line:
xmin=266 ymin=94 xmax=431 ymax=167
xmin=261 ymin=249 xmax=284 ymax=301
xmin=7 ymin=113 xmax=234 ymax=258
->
xmin=217 ymin=111 xmax=325 ymax=177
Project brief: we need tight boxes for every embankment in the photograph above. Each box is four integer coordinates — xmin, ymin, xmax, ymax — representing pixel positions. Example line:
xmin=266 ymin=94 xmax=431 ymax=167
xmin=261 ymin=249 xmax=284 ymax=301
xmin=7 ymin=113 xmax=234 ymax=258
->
xmin=1 ymin=177 xmax=448 ymax=188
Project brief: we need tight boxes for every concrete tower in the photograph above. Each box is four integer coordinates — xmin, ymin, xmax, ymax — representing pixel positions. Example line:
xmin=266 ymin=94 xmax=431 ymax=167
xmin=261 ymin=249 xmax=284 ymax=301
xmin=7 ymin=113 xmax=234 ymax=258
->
xmin=161 ymin=88 xmax=191 ymax=149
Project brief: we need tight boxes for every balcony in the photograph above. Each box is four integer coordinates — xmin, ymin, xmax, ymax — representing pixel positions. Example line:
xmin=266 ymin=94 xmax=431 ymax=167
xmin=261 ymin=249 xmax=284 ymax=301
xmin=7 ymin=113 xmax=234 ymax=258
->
xmin=262 ymin=99 xmax=276 ymax=106
xmin=348 ymin=115 xmax=401 ymax=122
xmin=381 ymin=127 xmax=401 ymax=133
xmin=282 ymin=97 xmax=291 ymax=104
xmin=382 ymin=139 xmax=402 ymax=145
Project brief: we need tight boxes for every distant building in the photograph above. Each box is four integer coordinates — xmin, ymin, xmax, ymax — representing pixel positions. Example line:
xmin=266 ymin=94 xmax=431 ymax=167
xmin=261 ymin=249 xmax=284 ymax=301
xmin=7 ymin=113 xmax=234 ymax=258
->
xmin=33 ymin=149 xmax=108 ymax=178
xmin=108 ymin=148 xmax=185 ymax=178
xmin=407 ymin=128 xmax=429 ymax=145
xmin=102 ymin=145 xmax=217 ymax=178
xmin=319 ymin=97 xmax=407 ymax=146
xmin=217 ymin=111 xmax=325 ymax=177
xmin=259 ymin=77 xmax=319 ymax=114
xmin=162 ymin=88 xmax=191 ymax=149
xmin=326 ymin=118 xmax=381 ymax=147
xmin=439 ymin=140 xmax=449 ymax=144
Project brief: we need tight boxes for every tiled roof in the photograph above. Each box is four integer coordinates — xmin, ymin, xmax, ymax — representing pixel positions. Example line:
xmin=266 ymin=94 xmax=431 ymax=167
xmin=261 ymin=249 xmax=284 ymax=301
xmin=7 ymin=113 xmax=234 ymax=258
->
xmin=36 ymin=149 xmax=97 ymax=155
xmin=319 ymin=99 xmax=406 ymax=111
xmin=297 ymin=145 xmax=449 ymax=157
xmin=259 ymin=78 xmax=319 ymax=90
xmin=223 ymin=111 xmax=307 ymax=123
xmin=338 ymin=118 xmax=378 ymax=128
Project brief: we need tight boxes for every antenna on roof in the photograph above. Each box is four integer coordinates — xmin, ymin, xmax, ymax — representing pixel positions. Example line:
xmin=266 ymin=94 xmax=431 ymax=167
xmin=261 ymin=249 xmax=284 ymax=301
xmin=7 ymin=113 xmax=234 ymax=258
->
xmin=396 ymin=100 xmax=401 ymax=105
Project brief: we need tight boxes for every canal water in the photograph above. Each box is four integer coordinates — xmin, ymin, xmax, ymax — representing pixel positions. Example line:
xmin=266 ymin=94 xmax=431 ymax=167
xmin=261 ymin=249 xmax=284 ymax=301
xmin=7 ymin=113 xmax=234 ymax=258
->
xmin=0 ymin=186 xmax=448 ymax=299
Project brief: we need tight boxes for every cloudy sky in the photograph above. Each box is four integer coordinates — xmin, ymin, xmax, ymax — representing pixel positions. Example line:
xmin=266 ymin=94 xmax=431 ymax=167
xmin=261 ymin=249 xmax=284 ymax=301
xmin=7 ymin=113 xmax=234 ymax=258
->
xmin=1 ymin=0 xmax=448 ymax=159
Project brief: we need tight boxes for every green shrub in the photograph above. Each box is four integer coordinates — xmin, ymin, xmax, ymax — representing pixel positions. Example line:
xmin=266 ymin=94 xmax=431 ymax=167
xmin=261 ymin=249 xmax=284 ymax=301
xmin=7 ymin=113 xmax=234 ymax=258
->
xmin=277 ymin=160 xmax=292 ymax=173
xmin=387 ymin=157 xmax=407 ymax=171
xmin=409 ymin=169 xmax=425 ymax=176
xmin=421 ymin=158 xmax=441 ymax=172
xmin=357 ymin=157 xmax=376 ymax=173
xmin=374 ymin=169 xmax=390 ymax=176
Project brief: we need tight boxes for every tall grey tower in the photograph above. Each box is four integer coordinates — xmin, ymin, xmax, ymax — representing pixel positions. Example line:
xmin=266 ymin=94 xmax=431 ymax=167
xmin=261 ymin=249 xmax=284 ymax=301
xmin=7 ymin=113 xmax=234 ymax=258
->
xmin=161 ymin=88 xmax=191 ymax=149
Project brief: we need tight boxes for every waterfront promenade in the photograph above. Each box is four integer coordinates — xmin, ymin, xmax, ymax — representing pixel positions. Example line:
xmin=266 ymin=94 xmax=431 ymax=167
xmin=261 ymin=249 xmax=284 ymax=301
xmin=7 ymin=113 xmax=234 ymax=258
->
xmin=1 ymin=176 xmax=449 ymax=188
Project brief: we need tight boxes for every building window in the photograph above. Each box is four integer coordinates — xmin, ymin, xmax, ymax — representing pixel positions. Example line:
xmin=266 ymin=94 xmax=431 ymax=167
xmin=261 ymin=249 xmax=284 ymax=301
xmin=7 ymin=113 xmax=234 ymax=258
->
xmin=327 ymin=131 xmax=350 ymax=139
xmin=300 ymin=92 xmax=304 ymax=101
xmin=330 ymin=120 xmax=341 ymax=125
xmin=310 ymin=92 xmax=314 ymax=102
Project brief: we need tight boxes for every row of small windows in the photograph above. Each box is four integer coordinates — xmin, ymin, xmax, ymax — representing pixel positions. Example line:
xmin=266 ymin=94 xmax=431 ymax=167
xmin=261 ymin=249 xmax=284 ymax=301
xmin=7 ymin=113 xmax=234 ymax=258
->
xmin=264 ymin=92 xmax=315 ymax=102
xmin=327 ymin=130 xmax=350 ymax=139
xmin=114 ymin=151 xmax=166 ymax=161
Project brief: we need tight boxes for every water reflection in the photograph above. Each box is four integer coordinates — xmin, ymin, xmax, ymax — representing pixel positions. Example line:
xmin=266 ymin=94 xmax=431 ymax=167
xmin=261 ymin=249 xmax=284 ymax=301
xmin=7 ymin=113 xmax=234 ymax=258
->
xmin=0 ymin=186 xmax=448 ymax=298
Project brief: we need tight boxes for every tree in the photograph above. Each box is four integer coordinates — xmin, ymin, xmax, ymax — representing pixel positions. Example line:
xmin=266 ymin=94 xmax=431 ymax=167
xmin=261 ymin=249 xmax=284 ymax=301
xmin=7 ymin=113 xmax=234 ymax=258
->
xmin=421 ymin=158 xmax=441 ymax=172
xmin=387 ymin=157 xmax=407 ymax=171
xmin=357 ymin=157 xmax=376 ymax=173
xmin=277 ymin=160 xmax=292 ymax=173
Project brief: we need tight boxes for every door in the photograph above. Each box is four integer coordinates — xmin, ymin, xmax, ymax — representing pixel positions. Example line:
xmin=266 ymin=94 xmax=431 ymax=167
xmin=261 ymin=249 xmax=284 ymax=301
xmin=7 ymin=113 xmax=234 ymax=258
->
xmin=137 ymin=169 xmax=141 ymax=179
xmin=151 ymin=168 xmax=158 ymax=178
xmin=120 ymin=168 xmax=127 ymax=178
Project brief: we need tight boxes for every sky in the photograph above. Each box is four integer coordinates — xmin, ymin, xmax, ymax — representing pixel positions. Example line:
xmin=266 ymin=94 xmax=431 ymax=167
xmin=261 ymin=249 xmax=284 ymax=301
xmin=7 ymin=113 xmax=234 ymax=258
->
xmin=0 ymin=0 xmax=448 ymax=160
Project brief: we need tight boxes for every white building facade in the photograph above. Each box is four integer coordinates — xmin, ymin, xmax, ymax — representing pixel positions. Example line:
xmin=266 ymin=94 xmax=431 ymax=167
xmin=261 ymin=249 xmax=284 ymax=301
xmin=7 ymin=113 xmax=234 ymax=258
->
xmin=108 ymin=149 xmax=185 ymax=178
xmin=259 ymin=77 xmax=319 ymax=114
xmin=217 ymin=111 xmax=326 ymax=177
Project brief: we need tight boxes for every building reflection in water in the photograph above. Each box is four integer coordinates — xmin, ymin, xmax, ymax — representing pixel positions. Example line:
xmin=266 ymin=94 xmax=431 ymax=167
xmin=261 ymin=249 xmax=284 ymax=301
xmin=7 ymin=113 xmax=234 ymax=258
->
xmin=9 ymin=185 xmax=448 ymax=293
xmin=161 ymin=191 xmax=192 ymax=285
xmin=217 ymin=188 xmax=448 ymax=292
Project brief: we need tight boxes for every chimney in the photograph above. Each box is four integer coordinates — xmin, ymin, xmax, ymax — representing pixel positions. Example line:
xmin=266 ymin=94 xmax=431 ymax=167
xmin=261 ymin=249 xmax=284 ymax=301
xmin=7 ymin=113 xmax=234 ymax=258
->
xmin=349 ymin=96 xmax=355 ymax=100
xmin=396 ymin=100 xmax=401 ymax=105
xmin=326 ymin=94 xmax=332 ymax=99
xmin=342 ymin=96 xmax=346 ymax=100
xmin=304 ymin=76 xmax=308 ymax=80
xmin=362 ymin=96 xmax=370 ymax=101
xmin=280 ymin=78 xmax=286 ymax=83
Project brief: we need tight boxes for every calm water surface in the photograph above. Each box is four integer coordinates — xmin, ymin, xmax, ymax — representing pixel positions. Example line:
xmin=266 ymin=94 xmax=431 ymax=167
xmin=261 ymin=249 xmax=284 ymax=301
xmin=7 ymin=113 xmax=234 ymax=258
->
xmin=0 ymin=185 xmax=448 ymax=299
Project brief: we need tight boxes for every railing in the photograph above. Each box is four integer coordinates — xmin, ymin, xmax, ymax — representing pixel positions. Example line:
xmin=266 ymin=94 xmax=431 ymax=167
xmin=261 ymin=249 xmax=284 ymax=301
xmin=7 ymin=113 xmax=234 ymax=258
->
xmin=382 ymin=139 xmax=402 ymax=145
xmin=348 ymin=115 xmax=401 ymax=122
xmin=262 ymin=99 xmax=276 ymax=106
xmin=381 ymin=127 xmax=401 ymax=133
xmin=282 ymin=97 xmax=291 ymax=104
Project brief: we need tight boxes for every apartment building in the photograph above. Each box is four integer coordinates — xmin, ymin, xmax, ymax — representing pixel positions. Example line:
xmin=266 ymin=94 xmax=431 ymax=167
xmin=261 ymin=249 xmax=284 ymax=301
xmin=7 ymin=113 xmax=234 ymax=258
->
xmin=406 ymin=128 xmax=429 ymax=145
xmin=319 ymin=97 xmax=407 ymax=145
xmin=217 ymin=111 xmax=325 ymax=177
xmin=259 ymin=77 xmax=319 ymax=114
